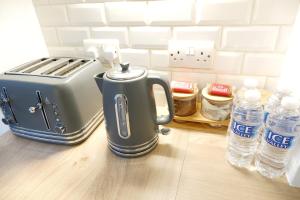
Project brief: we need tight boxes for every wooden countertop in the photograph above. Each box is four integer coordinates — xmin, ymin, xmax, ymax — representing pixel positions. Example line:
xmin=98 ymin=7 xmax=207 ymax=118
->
xmin=0 ymin=122 xmax=300 ymax=200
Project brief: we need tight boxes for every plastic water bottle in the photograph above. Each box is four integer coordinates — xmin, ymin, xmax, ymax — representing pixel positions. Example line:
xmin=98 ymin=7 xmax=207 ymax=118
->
xmin=234 ymin=78 xmax=259 ymax=105
xmin=232 ymin=78 xmax=259 ymax=117
xmin=256 ymin=86 xmax=291 ymax=143
xmin=255 ymin=97 xmax=300 ymax=178
xmin=227 ymin=90 xmax=263 ymax=167
xmin=258 ymin=86 xmax=292 ymax=144
xmin=263 ymin=85 xmax=292 ymax=124
xmin=263 ymin=96 xmax=280 ymax=123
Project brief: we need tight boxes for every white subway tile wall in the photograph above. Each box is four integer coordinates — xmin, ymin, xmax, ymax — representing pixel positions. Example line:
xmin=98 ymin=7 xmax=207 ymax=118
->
xmin=67 ymin=3 xmax=106 ymax=25
xmin=216 ymin=75 xmax=266 ymax=89
xmin=42 ymin=28 xmax=59 ymax=46
xmin=252 ymin=0 xmax=299 ymax=24
xmin=33 ymin=0 xmax=300 ymax=91
xmin=147 ymin=0 xmax=195 ymax=25
xmin=196 ymin=0 xmax=253 ymax=24
xmin=120 ymin=49 xmax=150 ymax=67
xmin=150 ymin=50 xmax=169 ymax=69
xmin=213 ymin=52 xmax=243 ymax=74
xmin=243 ymin=53 xmax=284 ymax=76
xmin=148 ymin=70 xmax=171 ymax=81
xmin=276 ymin=26 xmax=293 ymax=52
xmin=57 ymin=27 xmax=90 ymax=46
xmin=129 ymin=27 xmax=171 ymax=49
xmin=35 ymin=5 xmax=68 ymax=26
xmin=172 ymin=72 xmax=217 ymax=89
xmin=48 ymin=47 xmax=77 ymax=57
xmin=173 ymin=26 xmax=221 ymax=44
xmin=105 ymin=1 xmax=147 ymax=25
xmin=221 ymin=27 xmax=279 ymax=51
xmin=265 ymin=77 xmax=280 ymax=92
xmin=91 ymin=27 xmax=129 ymax=47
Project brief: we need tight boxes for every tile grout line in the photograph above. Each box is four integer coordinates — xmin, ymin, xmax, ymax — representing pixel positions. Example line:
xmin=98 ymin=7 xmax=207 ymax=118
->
xmin=273 ymin=26 xmax=282 ymax=51
xmin=174 ymin=133 xmax=190 ymax=200
xmin=239 ymin=52 xmax=246 ymax=75
xmin=249 ymin=0 xmax=257 ymax=24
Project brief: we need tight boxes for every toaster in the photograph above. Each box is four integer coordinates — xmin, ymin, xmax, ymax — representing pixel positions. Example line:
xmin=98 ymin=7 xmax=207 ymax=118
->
xmin=0 ymin=57 xmax=106 ymax=144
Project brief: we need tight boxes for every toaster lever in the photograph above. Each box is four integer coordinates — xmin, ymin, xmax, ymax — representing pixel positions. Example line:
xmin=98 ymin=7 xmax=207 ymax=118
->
xmin=1 ymin=88 xmax=17 ymax=124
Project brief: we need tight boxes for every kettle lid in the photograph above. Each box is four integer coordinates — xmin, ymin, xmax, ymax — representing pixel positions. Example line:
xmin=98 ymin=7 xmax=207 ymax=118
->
xmin=106 ymin=63 xmax=145 ymax=80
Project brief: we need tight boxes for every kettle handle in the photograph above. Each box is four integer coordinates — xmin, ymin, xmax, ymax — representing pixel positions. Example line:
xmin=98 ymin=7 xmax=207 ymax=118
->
xmin=148 ymin=76 xmax=174 ymax=125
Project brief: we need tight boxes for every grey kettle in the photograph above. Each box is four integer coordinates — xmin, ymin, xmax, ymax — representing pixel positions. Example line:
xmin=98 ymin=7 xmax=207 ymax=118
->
xmin=95 ymin=63 xmax=174 ymax=157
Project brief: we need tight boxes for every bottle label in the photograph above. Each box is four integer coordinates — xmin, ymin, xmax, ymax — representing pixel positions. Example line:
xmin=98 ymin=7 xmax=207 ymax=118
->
xmin=264 ymin=129 xmax=294 ymax=149
xmin=263 ymin=111 xmax=269 ymax=124
xmin=231 ymin=120 xmax=259 ymax=138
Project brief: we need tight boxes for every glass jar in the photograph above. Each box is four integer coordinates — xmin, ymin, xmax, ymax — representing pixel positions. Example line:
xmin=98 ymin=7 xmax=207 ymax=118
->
xmin=201 ymin=86 xmax=233 ymax=121
xmin=173 ymin=86 xmax=198 ymax=116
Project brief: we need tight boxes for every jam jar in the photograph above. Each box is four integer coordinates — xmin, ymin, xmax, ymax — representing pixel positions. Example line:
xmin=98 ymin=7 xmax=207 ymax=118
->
xmin=173 ymin=85 xmax=198 ymax=116
xmin=201 ymin=86 xmax=233 ymax=121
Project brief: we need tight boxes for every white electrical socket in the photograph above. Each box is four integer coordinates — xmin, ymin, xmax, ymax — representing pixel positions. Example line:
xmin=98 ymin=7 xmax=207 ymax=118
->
xmin=168 ymin=40 xmax=214 ymax=68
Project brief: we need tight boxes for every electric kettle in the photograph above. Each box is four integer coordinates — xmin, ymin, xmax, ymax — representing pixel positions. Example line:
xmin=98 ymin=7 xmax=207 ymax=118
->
xmin=95 ymin=63 xmax=174 ymax=157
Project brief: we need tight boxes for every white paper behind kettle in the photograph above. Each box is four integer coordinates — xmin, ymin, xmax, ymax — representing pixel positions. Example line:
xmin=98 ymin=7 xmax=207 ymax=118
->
xmin=83 ymin=39 xmax=120 ymax=68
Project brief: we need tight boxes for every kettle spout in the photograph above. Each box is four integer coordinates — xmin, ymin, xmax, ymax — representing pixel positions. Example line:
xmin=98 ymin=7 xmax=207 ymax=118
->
xmin=94 ymin=73 xmax=104 ymax=93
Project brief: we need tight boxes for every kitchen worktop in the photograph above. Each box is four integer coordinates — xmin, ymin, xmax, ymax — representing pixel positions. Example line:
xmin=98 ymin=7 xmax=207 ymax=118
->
xmin=0 ymin=121 xmax=300 ymax=200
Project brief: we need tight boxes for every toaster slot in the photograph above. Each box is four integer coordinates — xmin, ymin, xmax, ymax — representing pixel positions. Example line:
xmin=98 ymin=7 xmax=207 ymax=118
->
xmin=8 ymin=58 xmax=47 ymax=73
xmin=53 ymin=59 xmax=88 ymax=76
xmin=21 ymin=58 xmax=56 ymax=74
xmin=36 ymin=91 xmax=50 ymax=130
xmin=4 ymin=57 xmax=94 ymax=79
xmin=32 ymin=58 xmax=71 ymax=75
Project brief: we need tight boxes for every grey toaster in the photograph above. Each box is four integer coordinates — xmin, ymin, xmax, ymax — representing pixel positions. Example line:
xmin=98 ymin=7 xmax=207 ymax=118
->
xmin=0 ymin=57 xmax=106 ymax=144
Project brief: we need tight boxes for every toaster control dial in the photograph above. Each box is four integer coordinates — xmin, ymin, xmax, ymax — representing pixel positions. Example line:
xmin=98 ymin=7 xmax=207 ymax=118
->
xmin=28 ymin=103 xmax=42 ymax=114
xmin=55 ymin=124 xmax=66 ymax=134
xmin=28 ymin=107 xmax=36 ymax=114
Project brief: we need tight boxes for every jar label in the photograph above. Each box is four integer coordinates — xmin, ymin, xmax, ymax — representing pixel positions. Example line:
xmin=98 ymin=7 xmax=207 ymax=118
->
xmin=231 ymin=120 xmax=259 ymax=138
xmin=264 ymin=129 xmax=294 ymax=149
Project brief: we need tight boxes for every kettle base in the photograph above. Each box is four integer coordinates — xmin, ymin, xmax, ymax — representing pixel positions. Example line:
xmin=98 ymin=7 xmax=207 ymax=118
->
xmin=107 ymin=136 xmax=159 ymax=158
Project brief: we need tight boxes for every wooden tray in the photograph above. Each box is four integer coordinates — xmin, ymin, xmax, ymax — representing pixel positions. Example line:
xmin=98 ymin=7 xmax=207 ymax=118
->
xmin=173 ymin=90 xmax=271 ymax=127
